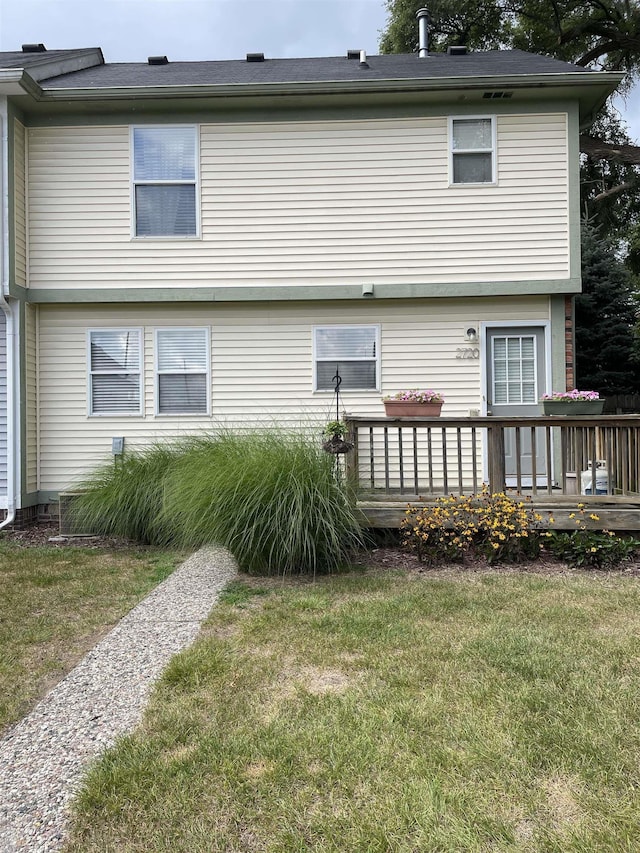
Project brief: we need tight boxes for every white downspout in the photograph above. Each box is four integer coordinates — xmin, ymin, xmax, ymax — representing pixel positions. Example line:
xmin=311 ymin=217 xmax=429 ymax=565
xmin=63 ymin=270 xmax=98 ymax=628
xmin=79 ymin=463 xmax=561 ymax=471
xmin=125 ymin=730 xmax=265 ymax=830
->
xmin=0 ymin=99 xmax=17 ymax=529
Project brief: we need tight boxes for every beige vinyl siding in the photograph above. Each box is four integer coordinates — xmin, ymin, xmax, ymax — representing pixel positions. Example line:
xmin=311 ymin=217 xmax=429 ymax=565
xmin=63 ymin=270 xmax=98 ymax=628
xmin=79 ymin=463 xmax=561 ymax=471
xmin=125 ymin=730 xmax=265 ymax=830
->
xmin=27 ymin=113 xmax=568 ymax=290
xmin=37 ymin=297 xmax=549 ymax=490
xmin=14 ymin=120 xmax=27 ymax=287
xmin=25 ymin=303 xmax=38 ymax=492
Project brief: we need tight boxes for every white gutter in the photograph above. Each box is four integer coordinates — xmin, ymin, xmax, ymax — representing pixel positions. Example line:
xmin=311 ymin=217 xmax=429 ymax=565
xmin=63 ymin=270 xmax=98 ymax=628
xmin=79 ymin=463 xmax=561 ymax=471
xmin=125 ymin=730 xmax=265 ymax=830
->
xmin=0 ymin=99 xmax=17 ymax=529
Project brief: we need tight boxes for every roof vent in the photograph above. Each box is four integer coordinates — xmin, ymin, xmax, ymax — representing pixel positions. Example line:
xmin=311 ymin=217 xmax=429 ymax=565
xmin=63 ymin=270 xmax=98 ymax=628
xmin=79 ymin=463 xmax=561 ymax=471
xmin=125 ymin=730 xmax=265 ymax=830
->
xmin=246 ymin=52 xmax=265 ymax=62
xmin=359 ymin=49 xmax=369 ymax=69
xmin=482 ymin=91 xmax=513 ymax=99
xmin=21 ymin=43 xmax=46 ymax=53
xmin=347 ymin=49 xmax=361 ymax=60
xmin=447 ymin=45 xmax=468 ymax=56
xmin=148 ymin=55 xmax=169 ymax=65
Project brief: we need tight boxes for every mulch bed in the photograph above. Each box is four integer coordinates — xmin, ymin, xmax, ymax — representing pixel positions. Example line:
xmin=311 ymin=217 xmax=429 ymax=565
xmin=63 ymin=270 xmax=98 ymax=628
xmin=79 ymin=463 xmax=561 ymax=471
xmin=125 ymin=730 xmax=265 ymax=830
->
xmin=0 ymin=523 xmax=141 ymax=551
xmin=352 ymin=544 xmax=640 ymax=577
xmin=2 ymin=523 xmax=640 ymax=575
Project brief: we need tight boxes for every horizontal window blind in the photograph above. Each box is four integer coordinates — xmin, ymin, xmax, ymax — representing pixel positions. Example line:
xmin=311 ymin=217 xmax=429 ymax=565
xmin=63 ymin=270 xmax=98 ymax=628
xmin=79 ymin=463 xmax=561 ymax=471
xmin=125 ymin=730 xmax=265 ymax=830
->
xmin=89 ymin=330 xmax=141 ymax=415
xmin=133 ymin=126 xmax=197 ymax=236
xmin=133 ymin=127 xmax=195 ymax=181
xmin=315 ymin=326 xmax=378 ymax=391
xmin=452 ymin=118 xmax=494 ymax=184
xmin=156 ymin=328 xmax=208 ymax=414
xmin=135 ymin=185 xmax=197 ymax=237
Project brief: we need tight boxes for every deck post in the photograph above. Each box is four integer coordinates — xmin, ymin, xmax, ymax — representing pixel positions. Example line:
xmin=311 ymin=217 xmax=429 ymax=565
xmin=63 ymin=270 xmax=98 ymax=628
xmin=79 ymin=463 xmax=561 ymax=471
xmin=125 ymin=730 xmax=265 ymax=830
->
xmin=486 ymin=423 xmax=506 ymax=493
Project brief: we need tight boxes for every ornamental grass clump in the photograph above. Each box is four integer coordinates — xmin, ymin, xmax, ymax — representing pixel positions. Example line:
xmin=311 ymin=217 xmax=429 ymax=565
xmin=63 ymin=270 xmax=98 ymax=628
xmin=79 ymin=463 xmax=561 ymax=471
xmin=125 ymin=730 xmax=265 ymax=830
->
xmin=71 ymin=444 xmax=180 ymax=544
xmin=402 ymin=489 xmax=545 ymax=565
xmin=72 ymin=430 xmax=363 ymax=576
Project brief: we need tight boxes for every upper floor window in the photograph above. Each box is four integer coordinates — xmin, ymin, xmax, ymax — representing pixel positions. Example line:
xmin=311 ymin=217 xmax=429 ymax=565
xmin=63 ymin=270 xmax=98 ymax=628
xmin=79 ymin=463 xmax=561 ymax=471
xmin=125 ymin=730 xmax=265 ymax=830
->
xmin=132 ymin=126 xmax=198 ymax=237
xmin=314 ymin=325 xmax=379 ymax=391
xmin=155 ymin=328 xmax=209 ymax=414
xmin=88 ymin=329 xmax=142 ymax=415
xmin=450 ymin=117 xmax=495 ymax=185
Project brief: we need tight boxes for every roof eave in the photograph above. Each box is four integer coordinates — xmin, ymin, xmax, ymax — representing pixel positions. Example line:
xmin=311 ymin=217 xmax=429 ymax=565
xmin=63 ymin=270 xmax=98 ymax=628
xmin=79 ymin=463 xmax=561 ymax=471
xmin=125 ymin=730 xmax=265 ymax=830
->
xmin=36 ymin=70 xmax=624 ymax=103
xmin=0 ymin=70 xmax=42 ymax=97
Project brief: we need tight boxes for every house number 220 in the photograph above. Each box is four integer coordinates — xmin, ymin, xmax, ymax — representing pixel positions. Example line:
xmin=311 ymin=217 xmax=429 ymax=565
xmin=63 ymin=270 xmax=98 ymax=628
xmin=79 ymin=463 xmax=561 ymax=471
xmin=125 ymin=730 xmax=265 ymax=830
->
xmin=456 ymin=347 xmax=480 ymax=359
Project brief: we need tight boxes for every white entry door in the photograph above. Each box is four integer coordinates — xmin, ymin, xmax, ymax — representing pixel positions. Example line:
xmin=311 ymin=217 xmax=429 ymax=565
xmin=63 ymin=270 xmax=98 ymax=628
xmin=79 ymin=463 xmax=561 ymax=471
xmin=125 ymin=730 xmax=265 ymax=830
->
xmin=486 ymin=326 xmax=547 ymax=483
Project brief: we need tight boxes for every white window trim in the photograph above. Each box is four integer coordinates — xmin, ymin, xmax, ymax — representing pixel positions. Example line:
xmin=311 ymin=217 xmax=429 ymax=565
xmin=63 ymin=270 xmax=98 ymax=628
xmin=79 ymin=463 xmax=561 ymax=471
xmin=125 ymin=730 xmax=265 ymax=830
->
xmin=312 ymin=324 xmax=381 ymax=392
xmin=87 ymin=328 xmax=144 ymax=417
xmin=154 ymin=327 xmax=211 ymax=416
xmin=448 ymin=115 xmax=497 ymax=186
xmin=130 ymin=124 xmax=201 ymax=240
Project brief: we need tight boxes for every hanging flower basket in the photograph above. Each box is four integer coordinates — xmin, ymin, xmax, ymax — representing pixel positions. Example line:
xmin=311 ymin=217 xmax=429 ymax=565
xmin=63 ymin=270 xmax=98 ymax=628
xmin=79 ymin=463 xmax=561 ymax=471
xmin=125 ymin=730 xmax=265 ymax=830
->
xmin=322 ymin=435 xmax=354 ymax=455
xmin=383 ymin=389 xmax=444 ymax=417
xmin=322 ymin=420 xmax=353 ymax=454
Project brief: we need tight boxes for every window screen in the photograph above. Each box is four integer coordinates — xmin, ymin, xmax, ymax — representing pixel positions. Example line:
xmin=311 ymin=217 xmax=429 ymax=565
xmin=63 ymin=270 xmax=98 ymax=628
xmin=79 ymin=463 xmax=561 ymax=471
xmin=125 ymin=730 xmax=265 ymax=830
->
xmin=133 ymin=126 xmax=197 ymax=236
xmin=89 ymin=329 xmax=142 ymax=415
xmin=156 ymin=328 xmax=208 ymax=414
xmin=314 ymin=326 xmax=378 ymax=391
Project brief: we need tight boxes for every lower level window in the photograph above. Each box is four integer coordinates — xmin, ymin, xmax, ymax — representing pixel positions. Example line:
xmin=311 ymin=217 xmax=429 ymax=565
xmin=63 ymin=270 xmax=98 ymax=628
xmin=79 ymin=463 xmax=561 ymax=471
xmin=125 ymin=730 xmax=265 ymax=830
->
xmin=89 ymin=329 xmax=142 ymax=415
xmin=156 ymin=328 xmax=209 ymax=414
xmin=314 ymin=325 xmax=379 ymax=391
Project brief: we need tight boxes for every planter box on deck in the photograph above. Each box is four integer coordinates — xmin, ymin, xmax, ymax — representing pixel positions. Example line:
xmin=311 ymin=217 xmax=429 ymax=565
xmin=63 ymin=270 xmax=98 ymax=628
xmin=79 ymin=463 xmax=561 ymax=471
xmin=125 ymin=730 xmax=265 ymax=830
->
xmin=383 ymin=400 xmax=443 ymax=417
xmin=541 ymin=400 xmax=605 ymax=415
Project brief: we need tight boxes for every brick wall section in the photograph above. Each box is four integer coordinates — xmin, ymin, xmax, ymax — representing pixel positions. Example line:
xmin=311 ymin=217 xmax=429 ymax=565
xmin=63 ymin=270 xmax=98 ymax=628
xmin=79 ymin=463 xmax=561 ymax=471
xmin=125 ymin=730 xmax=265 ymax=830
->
xmin=0 ymin=505 xmax=41 ymax=529
xmin=565 ymin=295 xmax=575 ymax=390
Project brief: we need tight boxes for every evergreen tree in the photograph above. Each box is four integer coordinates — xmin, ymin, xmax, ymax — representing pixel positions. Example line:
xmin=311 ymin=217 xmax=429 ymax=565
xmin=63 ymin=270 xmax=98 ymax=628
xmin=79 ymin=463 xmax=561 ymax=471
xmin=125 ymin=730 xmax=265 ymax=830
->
xmin=575 ymin=223 xmax=640 ymax=393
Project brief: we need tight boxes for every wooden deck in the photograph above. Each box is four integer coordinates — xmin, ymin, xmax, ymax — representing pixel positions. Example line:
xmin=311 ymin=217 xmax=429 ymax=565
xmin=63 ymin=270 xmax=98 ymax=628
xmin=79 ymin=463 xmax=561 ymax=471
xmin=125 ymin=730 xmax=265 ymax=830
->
xmin=344 ymin=414 xmax=640 ymax=530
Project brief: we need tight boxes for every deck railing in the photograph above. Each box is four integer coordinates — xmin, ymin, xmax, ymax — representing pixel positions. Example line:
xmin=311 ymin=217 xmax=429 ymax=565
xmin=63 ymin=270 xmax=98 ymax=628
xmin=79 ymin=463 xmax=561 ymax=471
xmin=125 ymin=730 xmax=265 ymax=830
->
xmin=344 ymin=414 xmax=640 ymax=499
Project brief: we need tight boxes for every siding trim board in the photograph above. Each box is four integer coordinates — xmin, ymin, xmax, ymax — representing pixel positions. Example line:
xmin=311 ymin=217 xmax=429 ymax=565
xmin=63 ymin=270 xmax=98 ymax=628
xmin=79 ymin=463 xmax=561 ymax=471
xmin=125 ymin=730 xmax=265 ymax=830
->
xmin=17 ymin=97 xmax=580 ymax=129
xmin=19 ymin=279 xmax=583 ymax=304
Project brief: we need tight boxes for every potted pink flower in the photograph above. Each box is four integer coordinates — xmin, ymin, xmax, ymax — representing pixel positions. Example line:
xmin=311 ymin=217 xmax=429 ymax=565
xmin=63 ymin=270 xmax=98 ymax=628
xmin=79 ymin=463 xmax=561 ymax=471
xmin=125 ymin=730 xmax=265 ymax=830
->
xmin=383 ymin=389 xmax=444 ymax=417
xmin=541 ymin=390 xmax=605 ymax=415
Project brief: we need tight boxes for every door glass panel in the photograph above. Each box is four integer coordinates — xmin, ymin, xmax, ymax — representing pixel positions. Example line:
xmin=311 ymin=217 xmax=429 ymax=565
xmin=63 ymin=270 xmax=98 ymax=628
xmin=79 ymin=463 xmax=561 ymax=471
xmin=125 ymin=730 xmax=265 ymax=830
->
xmin=492 ymin=335 xmax=537 ymax=405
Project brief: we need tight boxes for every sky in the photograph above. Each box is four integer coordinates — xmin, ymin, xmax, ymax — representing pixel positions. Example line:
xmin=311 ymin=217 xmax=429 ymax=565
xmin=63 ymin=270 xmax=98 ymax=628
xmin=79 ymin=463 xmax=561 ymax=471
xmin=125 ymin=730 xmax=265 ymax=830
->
xmin=0 ymin=0 xmax=638 ymax=138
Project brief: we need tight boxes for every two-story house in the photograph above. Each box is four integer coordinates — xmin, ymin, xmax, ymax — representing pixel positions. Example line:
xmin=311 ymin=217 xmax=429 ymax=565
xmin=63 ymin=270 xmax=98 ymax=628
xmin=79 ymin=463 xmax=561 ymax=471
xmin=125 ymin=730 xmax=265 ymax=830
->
xmin=0 ymin=39 xmax=621 ymax=523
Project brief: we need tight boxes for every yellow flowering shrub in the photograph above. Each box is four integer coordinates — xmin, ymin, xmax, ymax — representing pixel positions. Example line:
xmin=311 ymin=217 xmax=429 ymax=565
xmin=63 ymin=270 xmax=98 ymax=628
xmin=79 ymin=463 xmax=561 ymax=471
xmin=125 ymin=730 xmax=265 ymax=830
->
xmin=401 ymin=489 xmax=545 ymax=565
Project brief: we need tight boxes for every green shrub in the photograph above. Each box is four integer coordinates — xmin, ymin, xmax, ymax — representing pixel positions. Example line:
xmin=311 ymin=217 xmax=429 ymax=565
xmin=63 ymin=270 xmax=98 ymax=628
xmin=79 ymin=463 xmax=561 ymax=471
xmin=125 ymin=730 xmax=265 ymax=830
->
xmin=72 ymin=430 xmax=363 ymax=576
xmin=545 ymin=505 xmax=640 ymax=569
xmin=402 ymin=490 xmax=544 ymax=565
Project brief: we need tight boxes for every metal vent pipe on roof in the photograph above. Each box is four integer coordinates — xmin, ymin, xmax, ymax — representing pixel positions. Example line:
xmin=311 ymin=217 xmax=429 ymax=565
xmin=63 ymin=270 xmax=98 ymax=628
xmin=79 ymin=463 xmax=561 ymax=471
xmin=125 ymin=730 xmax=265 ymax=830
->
xmin=416 ymin=8 xmax=429 ymax=58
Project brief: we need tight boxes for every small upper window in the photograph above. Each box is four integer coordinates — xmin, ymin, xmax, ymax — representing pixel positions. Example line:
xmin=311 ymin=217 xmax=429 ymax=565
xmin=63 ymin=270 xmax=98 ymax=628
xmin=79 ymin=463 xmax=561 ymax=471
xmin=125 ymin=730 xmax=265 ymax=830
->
xmin=314 ymin=326 xmax=379 ymax=391
xmin=156 ymin=328 xmax=209 ymax=414
xmin=89 ymin=329 xmax=142 ymax=415
xmin=450 ymin=117 xmax=495 ymax=184
xmin=132 ymin=126 xmax=198 ymax=237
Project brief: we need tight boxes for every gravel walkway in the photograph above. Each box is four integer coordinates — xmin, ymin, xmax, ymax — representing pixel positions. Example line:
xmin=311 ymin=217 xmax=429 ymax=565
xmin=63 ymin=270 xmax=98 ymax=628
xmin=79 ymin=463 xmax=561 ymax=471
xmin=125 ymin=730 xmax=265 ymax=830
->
xmin=0 ymin=544 xmax=238 ymax=853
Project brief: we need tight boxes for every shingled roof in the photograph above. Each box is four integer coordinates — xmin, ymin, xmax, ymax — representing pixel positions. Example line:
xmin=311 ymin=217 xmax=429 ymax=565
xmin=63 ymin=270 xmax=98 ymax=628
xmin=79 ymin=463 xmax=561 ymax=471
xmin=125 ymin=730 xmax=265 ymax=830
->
xmin=37 ymin=49 xmax=591 ymax=90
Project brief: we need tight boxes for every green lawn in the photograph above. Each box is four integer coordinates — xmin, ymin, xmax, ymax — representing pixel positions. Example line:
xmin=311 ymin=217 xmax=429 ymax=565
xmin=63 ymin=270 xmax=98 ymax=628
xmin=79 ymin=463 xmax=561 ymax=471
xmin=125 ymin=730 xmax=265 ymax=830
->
xmin=64 ymin=568 xmax=640 ymax=852
xmin=0 ymin=542 xmax=183 ymax=732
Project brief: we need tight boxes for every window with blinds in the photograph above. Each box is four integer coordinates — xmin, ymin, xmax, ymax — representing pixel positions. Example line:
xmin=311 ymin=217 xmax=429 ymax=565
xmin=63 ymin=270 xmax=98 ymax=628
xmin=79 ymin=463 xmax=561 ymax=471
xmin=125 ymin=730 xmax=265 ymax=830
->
xmin=450 ymin=117 xmax=495 ymax=184
xmin=156 ymin=328 xmax=209 ymax=414
xmin=132 ymin=126 xmax=198 ymax=237
xmin=89 ymin=329 xmax=142 ymax=415
xmin=314 ymin=325 xmax=379 ymax=391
